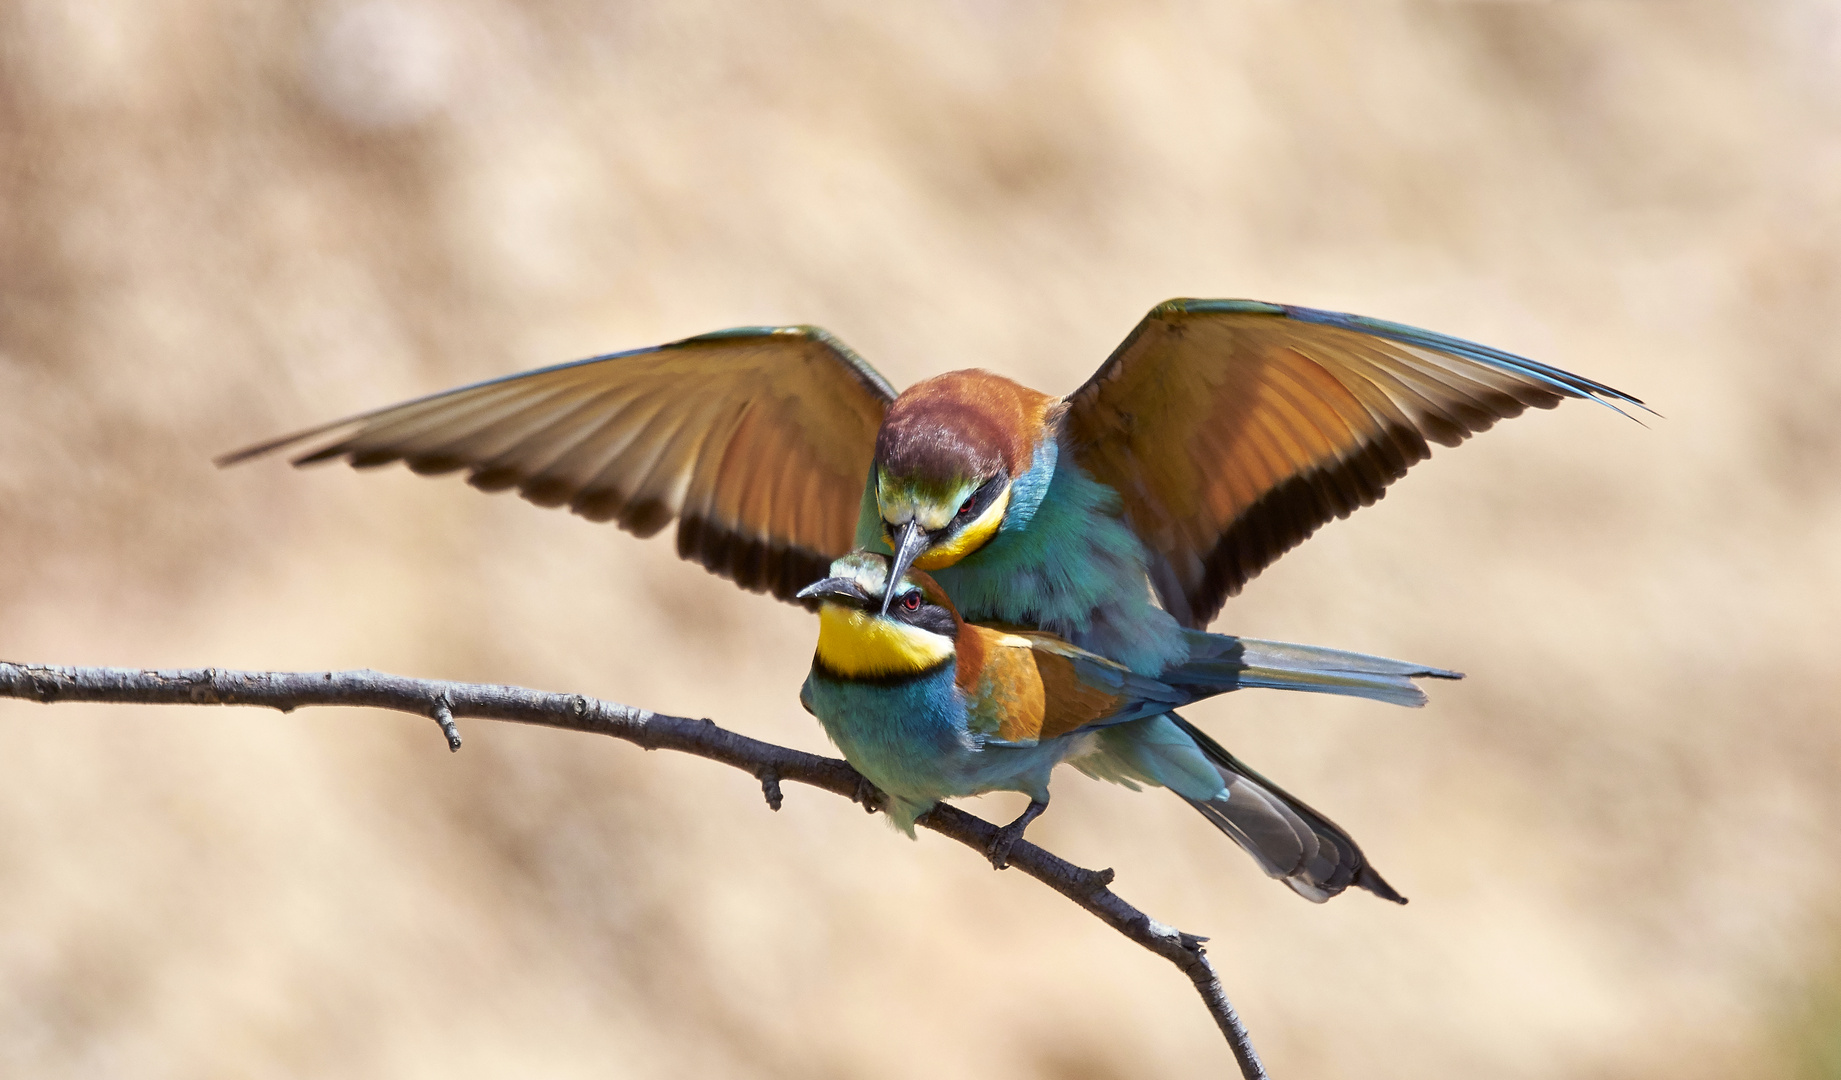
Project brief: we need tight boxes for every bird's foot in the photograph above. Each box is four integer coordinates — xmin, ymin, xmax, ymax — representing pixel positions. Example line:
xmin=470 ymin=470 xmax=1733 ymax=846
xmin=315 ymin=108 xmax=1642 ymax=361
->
xmin=853 ymin=775 xmax=885 ymax=814
xmin=986 ymin=799 xmax=1049 ymax=870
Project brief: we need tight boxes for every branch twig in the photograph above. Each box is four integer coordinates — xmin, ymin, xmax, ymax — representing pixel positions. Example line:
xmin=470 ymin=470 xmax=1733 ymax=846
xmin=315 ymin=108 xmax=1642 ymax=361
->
xmin=0 ymin=660 xmax=1269 ymax=1079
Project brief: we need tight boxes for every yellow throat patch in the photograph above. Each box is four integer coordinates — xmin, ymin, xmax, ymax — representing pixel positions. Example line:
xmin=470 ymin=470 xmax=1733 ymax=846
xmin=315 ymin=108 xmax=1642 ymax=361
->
xmin=815 ymin=605 xmax=955 ymax=678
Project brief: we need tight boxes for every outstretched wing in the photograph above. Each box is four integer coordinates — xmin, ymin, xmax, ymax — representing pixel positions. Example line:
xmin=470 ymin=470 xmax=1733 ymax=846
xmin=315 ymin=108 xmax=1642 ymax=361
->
xmin=220 ymin=326 xmax=896 ymax=602
xmin=1063 ymin=299 xmax=1646 ymax=628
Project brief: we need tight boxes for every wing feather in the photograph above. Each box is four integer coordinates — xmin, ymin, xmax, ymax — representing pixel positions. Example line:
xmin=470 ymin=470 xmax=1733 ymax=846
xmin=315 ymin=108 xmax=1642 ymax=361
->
xmin=221 ymin=327 xmax=895 ymax=602
xmin=294 ymin=381 xmax=553 ymax=467
xmin=1064 ymin=300 xmax=1646 ymax=627
xmin=511 ymin=394 xmax=678 ymax=506
xmin=581 ymin=389 xmax=703 ymax=525
xmin=404 ymin=383 xmax=619 ymax=473
xmin=966 ymin=630 xmax=1192 ymax=745
xmin=609 ymin=393 xmax=735 ymax=538
xmin=466 ymin=389 xmax=631 ymax=493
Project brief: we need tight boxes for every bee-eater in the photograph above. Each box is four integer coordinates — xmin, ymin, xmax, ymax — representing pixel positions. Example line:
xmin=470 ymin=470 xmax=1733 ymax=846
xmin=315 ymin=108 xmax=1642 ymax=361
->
xmin=797 ymin=551 xmax=1425 ymax=902
xmin=221 ymin=299 xmax=1642 ymax=677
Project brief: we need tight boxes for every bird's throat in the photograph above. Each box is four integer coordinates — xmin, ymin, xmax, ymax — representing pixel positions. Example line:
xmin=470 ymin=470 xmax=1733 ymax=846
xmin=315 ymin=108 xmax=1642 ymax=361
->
xmin=814 ymin=606 xmax=955 ymax=679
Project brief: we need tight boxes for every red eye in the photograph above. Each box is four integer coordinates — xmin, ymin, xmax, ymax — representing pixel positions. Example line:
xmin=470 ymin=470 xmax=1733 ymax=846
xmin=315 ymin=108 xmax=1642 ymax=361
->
xmin=901 ymin=593 xmax=922 ymax=612
xmin=957 ymin=498 xmax=974 ymax=518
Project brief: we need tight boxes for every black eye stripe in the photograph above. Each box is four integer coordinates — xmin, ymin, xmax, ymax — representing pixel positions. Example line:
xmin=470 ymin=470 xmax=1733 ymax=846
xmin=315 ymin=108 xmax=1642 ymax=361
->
xmin=889 ymin=593 xmax=955 ymax=635
xmin=951 ymin=475 xmax=1007 ymax=524
xmin=909 ymin=605 xmax=956 ymax=636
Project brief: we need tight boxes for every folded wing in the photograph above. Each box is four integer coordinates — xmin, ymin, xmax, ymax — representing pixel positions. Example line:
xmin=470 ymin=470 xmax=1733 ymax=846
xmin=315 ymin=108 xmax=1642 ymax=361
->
xmin=1062 ymin=299 xmax=1646 ymax=628
xmin=968 ymin=630 xmax=1188 ymax=746
xmin=220 ymin=327 xmax=896 ymax=602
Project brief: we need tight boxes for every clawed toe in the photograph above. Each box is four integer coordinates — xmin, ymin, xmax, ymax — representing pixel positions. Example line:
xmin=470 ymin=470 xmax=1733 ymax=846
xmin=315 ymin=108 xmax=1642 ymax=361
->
xmin=986 ymin=799 xmax=1048 ymax=870
xmin=987 ymin=828 xmax=1022 ymax=870
xmin=853 ymin=775 xmax=884 ymax=814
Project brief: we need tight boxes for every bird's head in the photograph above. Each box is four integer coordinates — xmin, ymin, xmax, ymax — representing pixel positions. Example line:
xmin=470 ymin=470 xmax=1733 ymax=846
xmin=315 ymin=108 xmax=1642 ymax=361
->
xmin=871 ymin=371 xmax=1056 ymax=612
xmin=797 ymin=551 xmax=963 ymax=680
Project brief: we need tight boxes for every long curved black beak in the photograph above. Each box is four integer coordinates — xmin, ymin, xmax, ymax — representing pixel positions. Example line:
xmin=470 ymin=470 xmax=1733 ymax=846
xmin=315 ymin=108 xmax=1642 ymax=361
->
xmin=795 ymin=576 xmax=873 ymax=608
xmin=882 ymin=519 xmax=929 ymax=616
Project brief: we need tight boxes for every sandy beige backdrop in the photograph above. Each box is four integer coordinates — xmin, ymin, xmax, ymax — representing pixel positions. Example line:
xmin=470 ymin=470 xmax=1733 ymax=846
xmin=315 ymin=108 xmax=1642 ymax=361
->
xmin=3 ymin=2 xmax=1838 ymax=1077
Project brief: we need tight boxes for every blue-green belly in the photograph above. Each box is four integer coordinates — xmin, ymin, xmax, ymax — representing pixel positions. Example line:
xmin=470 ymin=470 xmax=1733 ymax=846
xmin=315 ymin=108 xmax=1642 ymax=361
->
xmin=801 ymin=666 xmax=1072 ymax=834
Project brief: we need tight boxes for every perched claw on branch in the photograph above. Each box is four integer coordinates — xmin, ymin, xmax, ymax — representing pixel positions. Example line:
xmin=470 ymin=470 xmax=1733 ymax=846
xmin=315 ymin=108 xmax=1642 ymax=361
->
xmin=987 ymin=798 xmax=1049 ymax=870
xmin=853 ymin=774 xmax=884 ymax=814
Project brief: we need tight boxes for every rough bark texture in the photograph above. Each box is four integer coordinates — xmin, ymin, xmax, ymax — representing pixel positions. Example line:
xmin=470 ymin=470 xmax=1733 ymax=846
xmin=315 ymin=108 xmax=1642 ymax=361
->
xmin=0 ymin=660 xmax=1268 ymax=1079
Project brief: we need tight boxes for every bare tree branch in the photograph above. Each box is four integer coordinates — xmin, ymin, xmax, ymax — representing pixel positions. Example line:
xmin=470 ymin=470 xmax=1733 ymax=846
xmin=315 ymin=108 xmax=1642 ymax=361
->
xmin=0 ymin=660 xmax=1269 ymax=1079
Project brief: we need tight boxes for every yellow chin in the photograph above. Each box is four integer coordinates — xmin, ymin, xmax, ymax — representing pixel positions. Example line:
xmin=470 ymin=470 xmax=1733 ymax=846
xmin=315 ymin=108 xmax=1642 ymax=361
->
xmin=815 ymin=605 xmax=954 ymax=678
xmin=912 ymin=487 xmax=1010 ymax=570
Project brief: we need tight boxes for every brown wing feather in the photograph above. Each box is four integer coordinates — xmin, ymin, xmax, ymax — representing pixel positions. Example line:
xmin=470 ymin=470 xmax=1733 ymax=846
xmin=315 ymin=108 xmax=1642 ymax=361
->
xmin=220 ymin=327 xmax=896 ymax=602
xmin=1032 ymin=646 xmax=1132 ymax=741
xmin=980 ymin=642 xmax=1049 ymax=744
xmin=959 ymin=628 xmax=1129 ymax=745
xmin=1064 ymin=300 xmax=1645 ymax=628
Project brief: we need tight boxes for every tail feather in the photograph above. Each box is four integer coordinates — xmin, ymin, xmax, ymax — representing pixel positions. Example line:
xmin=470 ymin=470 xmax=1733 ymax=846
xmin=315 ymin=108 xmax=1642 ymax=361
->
xmin=1165 ymin=630 xmax=1461 ymax=709
xmin=1172 ymin=713 xmax=1405 ymax=904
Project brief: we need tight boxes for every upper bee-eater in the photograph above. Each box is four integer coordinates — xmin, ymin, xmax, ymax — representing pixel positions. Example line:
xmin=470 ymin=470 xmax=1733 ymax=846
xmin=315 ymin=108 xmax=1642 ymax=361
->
xmin=797 ymin=551 xmax=1431 ymax=902
xmin=221 ymin=299 xmax=1642 ymax=676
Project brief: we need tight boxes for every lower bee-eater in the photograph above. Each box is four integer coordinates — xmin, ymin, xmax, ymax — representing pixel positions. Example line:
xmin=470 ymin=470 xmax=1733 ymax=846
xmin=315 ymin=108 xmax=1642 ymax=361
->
xmin=797 ymin=551 xmax=1445 ymax=903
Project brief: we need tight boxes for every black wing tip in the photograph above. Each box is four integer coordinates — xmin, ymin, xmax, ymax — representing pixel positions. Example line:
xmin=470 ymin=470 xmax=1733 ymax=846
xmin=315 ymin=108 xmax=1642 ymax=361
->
xmin=213 ymin=425 xmax=350 ymax=469
xmin=1356 ymin=864 xmax=1408 ymax=905
xmin=213 ymin=444 xmax=270 ymax=469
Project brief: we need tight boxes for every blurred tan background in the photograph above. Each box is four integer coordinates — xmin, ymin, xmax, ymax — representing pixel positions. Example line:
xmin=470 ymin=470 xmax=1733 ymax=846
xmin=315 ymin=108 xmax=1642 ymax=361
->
xmin=2 ymin=1 xmax=1838 ymax=1076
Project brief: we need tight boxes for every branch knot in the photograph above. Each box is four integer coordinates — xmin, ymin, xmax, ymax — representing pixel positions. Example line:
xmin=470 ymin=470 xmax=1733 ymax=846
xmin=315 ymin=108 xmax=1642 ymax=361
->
xmin=755 ymin=766 xmax=784 ymax=811
xmin=430 ymin=695 xmax=462 ymax=752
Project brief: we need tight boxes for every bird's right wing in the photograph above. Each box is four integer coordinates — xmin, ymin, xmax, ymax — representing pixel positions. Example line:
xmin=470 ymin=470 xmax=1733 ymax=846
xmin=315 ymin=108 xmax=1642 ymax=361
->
xmin=220 ymin=327 xmax=896 ymax=603
xmin=1063 ymin=299 xmax=1647 ymax=628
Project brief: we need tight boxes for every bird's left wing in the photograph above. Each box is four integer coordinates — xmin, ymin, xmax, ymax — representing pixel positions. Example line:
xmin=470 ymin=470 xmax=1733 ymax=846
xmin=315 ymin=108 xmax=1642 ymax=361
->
xmin=972 ymin=631 xmax=1185 ymax=747
xmin=219 ymin=327 xmax=896 ymax=603
xmin=1063 ymin=299 xmax=1646 ymax=629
